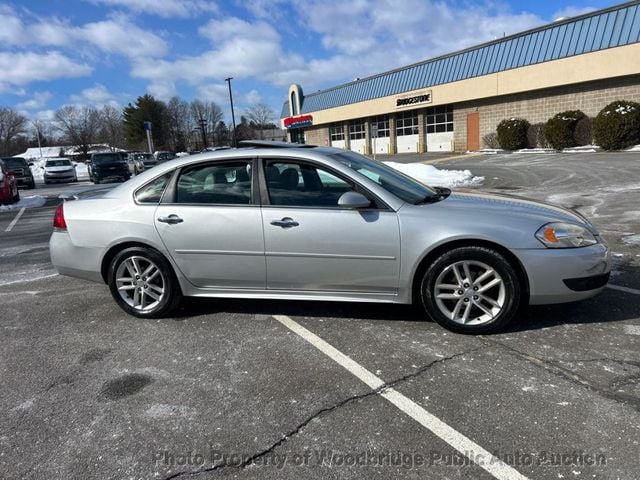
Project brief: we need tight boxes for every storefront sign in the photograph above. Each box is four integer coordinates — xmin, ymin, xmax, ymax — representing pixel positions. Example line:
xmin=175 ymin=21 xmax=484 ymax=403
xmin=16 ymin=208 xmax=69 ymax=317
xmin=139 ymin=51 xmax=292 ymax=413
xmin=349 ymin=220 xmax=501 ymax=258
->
xmin=396 ymin=91 xmax=432 ymax=108
xmin=284 ymin=114 xmax=313 ymax=129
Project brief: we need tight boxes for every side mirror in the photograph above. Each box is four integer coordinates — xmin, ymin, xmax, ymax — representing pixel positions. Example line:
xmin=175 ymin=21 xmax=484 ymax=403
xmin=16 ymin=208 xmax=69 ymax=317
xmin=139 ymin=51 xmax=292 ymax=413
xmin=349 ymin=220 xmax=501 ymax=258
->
xmin=28 ymin=162 xmax=34 ymax=166
xmin=338 ymin=191 xmax=371 ymax=209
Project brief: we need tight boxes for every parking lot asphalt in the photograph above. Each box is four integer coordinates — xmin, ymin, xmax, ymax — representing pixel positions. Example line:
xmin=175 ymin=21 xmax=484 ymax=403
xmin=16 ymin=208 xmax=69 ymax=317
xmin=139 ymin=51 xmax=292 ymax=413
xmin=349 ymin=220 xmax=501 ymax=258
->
xmin=1 ymin=153 xmax=639 ymax=480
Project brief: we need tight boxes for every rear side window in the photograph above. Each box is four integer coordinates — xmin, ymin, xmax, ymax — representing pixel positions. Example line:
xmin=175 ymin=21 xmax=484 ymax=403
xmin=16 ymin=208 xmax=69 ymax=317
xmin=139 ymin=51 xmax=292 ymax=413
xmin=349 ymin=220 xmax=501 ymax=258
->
xmin=175 ymin=161 xmax=252 ymax=205
xmin=135 ymin=172 xmax=173 ymax=204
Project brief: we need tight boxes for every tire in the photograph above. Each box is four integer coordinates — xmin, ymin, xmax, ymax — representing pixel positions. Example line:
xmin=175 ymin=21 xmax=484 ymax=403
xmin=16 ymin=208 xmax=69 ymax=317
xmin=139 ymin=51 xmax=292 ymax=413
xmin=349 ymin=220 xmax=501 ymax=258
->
xmin=28 ymin=181 xmax=35 ymax=189
xmin=12 ymin=188 xmax=19 ymax=203
xmin=420 ymin=246 xmax=521 ymax=334
xmin=94 ymin=178 xmax=100 ymax=184
xmin=107 ymin=246 xmax=182 ymax=318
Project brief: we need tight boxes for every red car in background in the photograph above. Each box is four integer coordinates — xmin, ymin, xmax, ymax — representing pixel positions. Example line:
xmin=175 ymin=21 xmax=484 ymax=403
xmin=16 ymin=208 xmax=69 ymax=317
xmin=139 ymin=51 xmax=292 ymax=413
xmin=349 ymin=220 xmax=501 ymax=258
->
xmin=0 ymin=159 xmax=19 ymax=205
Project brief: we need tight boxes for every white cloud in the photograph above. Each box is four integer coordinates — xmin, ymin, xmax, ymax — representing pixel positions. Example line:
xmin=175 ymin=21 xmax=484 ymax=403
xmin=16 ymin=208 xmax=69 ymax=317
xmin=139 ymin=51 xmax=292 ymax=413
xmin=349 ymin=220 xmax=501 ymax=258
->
xmin=552 ymin=6 xmax=596 ymax=21
xmin=16 ymin=91 xmax=53 ymax=111
xmin=132 ymin=17 xmax=301 ymax=88
xmin=0 ymin=52 xmax=92 ymax=92
xmin=245 ymin=89 xmax=262 ymax=105
xmin=69 ymin=84 xmax=122 ymax=107
xmin=86 ymin=0 xmax=218 ymax=18
xmin=80 ymin=15 xmax=168 ymax=58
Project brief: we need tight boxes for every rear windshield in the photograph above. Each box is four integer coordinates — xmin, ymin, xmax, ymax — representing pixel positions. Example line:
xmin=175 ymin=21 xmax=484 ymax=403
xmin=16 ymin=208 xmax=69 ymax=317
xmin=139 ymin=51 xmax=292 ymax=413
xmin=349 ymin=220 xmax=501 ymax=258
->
xmin=2 ymin=158 xmax=27 ymax=168
xmin=45 ymin=159 xmax=72 ymax=167
xmin=93 ymin=154 xmax=125 ymax=164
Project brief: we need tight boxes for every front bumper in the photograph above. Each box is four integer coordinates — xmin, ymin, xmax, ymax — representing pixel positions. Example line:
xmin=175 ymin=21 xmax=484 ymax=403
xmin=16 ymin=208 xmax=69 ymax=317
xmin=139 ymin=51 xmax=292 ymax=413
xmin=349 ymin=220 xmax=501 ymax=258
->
xmin=45 ymin=172 xmax=76 ymax=183
xmin=514 ymin=242 xmax=611 ymax=305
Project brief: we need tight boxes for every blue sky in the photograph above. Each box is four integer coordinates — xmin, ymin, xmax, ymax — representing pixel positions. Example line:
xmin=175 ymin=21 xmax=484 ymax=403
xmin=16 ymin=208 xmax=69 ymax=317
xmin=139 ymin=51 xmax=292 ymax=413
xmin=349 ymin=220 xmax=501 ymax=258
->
xmin=0 ymin=0 xmax=623 ymax=124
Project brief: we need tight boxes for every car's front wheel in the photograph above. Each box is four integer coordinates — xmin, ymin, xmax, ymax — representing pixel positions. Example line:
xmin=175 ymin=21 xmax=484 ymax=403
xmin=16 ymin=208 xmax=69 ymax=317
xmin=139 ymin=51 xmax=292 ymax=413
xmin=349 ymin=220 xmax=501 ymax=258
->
xmin=107 ymin=247 xmax=181 ymax=318
xmin=420 ymin=246 xmax=521 ymax=334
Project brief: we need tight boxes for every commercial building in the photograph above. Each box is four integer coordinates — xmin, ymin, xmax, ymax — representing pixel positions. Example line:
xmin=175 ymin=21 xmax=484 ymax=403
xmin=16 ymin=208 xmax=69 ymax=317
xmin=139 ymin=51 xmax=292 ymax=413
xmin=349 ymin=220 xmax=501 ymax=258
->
xmin=280 ymin=1 xmax=640 ymax=153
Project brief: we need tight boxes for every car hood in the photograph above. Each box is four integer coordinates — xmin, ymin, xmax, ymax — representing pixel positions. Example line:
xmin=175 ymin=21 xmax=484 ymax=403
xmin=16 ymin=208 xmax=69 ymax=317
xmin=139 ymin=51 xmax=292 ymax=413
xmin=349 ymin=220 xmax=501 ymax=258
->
xmin=441 ymin=189 xmax=592 ymax=228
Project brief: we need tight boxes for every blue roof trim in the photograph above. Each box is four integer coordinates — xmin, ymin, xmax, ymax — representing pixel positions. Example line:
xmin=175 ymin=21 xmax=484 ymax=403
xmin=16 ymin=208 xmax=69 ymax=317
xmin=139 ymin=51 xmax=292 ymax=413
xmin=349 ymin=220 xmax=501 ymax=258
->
xmin=282 ymin=1 xmax=640 ymax=118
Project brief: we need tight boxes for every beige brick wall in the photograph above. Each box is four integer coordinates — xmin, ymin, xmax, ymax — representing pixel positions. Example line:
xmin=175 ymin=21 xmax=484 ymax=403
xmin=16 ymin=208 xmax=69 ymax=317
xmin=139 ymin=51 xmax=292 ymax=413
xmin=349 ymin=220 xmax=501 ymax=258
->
xmin=453 ymin=74 xmax=640 ymax=151
xmin=302 ymin=126 xmax=329 ymax=146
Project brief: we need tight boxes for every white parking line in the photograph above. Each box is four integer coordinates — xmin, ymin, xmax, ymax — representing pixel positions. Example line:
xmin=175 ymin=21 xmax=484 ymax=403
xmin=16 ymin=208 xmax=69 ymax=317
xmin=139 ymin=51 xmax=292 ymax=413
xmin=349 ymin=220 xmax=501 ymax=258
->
xmin=4 ymin=207 xmax=25 ymax=232
xmin=273 ymin=314 xmax=529 ymax=480
xmin=607 ymin=284 xmax=640 ymax=296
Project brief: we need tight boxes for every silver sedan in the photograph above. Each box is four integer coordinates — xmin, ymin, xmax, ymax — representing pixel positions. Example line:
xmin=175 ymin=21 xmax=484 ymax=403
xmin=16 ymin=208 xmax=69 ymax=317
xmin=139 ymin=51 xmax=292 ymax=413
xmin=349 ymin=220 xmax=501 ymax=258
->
xmin=49 ymin=142 xmax=611 ymax=333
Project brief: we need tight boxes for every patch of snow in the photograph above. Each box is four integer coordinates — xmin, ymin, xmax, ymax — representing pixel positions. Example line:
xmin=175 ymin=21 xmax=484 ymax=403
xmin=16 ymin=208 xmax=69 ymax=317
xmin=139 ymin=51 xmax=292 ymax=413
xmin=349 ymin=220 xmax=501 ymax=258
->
xmin=0 ymin=195 xmax=46 ymax=211
xmin=621 ymin=234 xmax=640 ymax=246
xmin=626 ymin=144 xmax=640 ymax=152
xmin=562 ymin=145 xmax=600 ymax=153
xmin=517 ymin=148 xmax=555 ymax=154
xmin=384 ymin=162 xmax=484 ymax=188
xmin=477 ymin=148 xmax=506 ymax=155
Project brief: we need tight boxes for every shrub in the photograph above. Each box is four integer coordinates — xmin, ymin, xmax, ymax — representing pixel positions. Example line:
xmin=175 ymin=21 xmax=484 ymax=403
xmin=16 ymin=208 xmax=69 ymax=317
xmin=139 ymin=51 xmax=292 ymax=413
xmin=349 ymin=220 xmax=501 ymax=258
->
xmin=527 ymin=123 xmax=550 ymax=148
xmin=574 ymin=116 xmax=593 ymax=146
xmin=543 ymin=110 xmax=586 ymax=150
xmin=593 ymin=100 xmax=640 ymax=150
xmin=496 ymin=118 xmax=530 ymax=150
xmin=482 ymin=132 xmax=500 ymax=149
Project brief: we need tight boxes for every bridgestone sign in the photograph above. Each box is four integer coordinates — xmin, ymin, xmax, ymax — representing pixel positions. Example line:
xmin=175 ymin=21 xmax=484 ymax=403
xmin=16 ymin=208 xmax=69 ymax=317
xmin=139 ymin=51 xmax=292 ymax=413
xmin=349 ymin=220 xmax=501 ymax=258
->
xmin=396 ymin=91 xmax=432 ymax=108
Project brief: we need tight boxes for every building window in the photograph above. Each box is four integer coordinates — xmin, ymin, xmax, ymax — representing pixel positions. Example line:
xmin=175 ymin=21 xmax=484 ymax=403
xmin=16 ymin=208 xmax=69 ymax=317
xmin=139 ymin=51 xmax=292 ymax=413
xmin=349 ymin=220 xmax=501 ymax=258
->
xmin=371 ymin=115 xmax=390 ymax=138
xmin=349 ymin=120 xmax=366 ymax=140
xmin=329 ymin=123 xmax=345 ymax=141
xmin=396 ymin=111 xmax=419 ymax=136
xmin=426 ymin=105 xmax=454 ymax=134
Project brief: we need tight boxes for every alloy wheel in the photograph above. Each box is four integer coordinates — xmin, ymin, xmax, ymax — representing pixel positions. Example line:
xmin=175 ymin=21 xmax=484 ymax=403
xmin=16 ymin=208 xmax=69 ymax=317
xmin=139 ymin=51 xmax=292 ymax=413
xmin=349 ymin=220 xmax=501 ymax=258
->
xmin=115 ymin=255 xmax=166 ymax=312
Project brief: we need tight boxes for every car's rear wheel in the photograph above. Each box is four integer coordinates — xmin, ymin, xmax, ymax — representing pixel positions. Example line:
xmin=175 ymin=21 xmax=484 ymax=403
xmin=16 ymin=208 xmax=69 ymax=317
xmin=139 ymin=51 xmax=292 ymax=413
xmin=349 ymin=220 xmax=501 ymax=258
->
xmin=420 ymin=246 xmax=521 ymax=334
xmin=107 ymin=247 xmax=181 ymax=318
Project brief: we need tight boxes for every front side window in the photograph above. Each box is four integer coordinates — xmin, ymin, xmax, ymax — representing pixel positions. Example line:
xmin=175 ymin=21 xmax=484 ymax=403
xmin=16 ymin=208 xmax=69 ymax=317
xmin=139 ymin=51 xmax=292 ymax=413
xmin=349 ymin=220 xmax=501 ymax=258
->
xmin=176 ymin=161 xmax=252 ymax=205
xmin=264 ymin=160 xmax=357 ymax=208
xmin=331 ymin=150 xmax=436 ymax=204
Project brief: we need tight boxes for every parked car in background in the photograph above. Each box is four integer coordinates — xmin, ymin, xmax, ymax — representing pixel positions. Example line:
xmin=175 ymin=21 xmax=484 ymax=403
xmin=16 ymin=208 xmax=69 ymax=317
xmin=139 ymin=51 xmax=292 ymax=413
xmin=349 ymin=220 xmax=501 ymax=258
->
xmin=126 ymin=153 xmax=144 ymax=175
xmin=43 ymin=158 xmax=77 ymax=184
xmin=154 ymin=151 xmax=176 ymax=163
xmin=2 ymin=157 xmax=35 ymax=189
xmin=49 ymin=141 xmax=611 ymax=334
xmin=127 ymin=152 xmax=157 ymax=174
xmin=0 ymin=159 xmax=19 ymax=204
xmin=88 ymin=152 xmax=130 ymax=184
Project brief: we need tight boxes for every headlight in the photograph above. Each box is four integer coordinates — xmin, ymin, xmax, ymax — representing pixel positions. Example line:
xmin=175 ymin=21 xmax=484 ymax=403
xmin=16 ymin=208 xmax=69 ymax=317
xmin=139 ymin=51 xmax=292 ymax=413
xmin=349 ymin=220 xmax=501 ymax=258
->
xmin=535 ymin=222 xmax=597 ymax=248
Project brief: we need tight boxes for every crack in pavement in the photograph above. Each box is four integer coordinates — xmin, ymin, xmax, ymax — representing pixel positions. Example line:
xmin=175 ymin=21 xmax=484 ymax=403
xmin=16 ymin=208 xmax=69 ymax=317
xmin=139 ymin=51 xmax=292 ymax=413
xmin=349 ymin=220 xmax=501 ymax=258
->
xmin=163 ymin=346 xmax=483 ymax=479
xmin=480 ymin=336 xmax=640 ymax=411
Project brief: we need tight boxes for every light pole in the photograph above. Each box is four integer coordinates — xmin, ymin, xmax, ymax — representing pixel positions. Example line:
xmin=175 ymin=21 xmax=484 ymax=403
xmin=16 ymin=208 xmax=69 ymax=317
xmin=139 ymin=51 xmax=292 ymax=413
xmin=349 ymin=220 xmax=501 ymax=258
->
xmin=198 ymin=117 xmax=208 ymax=149
xmin=225 ymin=77 xmax=237 ymax=147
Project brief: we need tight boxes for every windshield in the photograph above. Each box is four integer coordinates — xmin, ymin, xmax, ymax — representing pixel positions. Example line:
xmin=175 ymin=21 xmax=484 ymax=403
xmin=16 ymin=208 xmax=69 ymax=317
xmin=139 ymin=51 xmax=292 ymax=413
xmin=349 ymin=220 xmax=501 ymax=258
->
xmin=45 ymin=159 xmax=72 ymax=167
xmin=331 ymin=150 xmax=436 ymax=204
xmin=135 ymin=154 xmax=153 ymax=160
xmin=3 ymin=158 xmax=27 ymax=168
xmin=93 ymin=154 xmax=124 ymax=164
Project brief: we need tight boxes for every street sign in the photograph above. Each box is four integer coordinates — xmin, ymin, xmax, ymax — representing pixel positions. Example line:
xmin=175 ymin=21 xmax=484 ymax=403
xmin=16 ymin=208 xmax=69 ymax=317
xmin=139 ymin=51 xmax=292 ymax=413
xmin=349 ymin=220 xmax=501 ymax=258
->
xmin=143 ymin=121 xmax=152 ymax=131
xmin=371 ymin=124 xmax=378 ymax=138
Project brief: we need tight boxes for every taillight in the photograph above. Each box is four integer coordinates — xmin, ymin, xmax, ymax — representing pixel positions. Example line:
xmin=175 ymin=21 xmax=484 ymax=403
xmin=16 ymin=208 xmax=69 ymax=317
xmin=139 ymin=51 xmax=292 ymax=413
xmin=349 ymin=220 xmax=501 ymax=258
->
xmin=53 ymin=203 xmax=67 ymax=230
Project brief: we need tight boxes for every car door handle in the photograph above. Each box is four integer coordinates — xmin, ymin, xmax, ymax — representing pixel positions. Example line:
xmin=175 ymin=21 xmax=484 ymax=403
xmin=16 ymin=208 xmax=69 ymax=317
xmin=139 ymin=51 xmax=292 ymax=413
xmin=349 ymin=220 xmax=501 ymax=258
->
xmin=270 ymin=217 xmax=299 ymax=228
xmin=157 ymin=214 xmax=184 ymax=225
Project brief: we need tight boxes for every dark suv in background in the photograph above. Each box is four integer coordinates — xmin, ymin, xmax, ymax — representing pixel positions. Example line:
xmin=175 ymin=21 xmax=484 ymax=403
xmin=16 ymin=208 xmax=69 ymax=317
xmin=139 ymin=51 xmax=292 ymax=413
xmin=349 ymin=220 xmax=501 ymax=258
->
xmin=2 ymin=157 xmax=35 ymax=189
xmin=88 ymin=152 xmax=130 ymax=184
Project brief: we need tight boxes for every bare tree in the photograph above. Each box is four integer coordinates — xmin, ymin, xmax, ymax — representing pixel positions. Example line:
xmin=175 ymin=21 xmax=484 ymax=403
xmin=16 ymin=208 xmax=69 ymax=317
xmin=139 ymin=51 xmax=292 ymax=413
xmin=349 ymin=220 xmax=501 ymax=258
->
xmin=98 ymin=105 xmax=125 ymax=150
xmin=54 ymin=105 xmax=101 ymax=159
xmin=190 ymin=100 xmax=224 ymax=147
xmin=244 ymin=103 xmax=275 ymax=139
xmin=166 ymin=97 xmax=193 ymax=152
xmin=0 ymin=108 xmax=27 ymax=155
